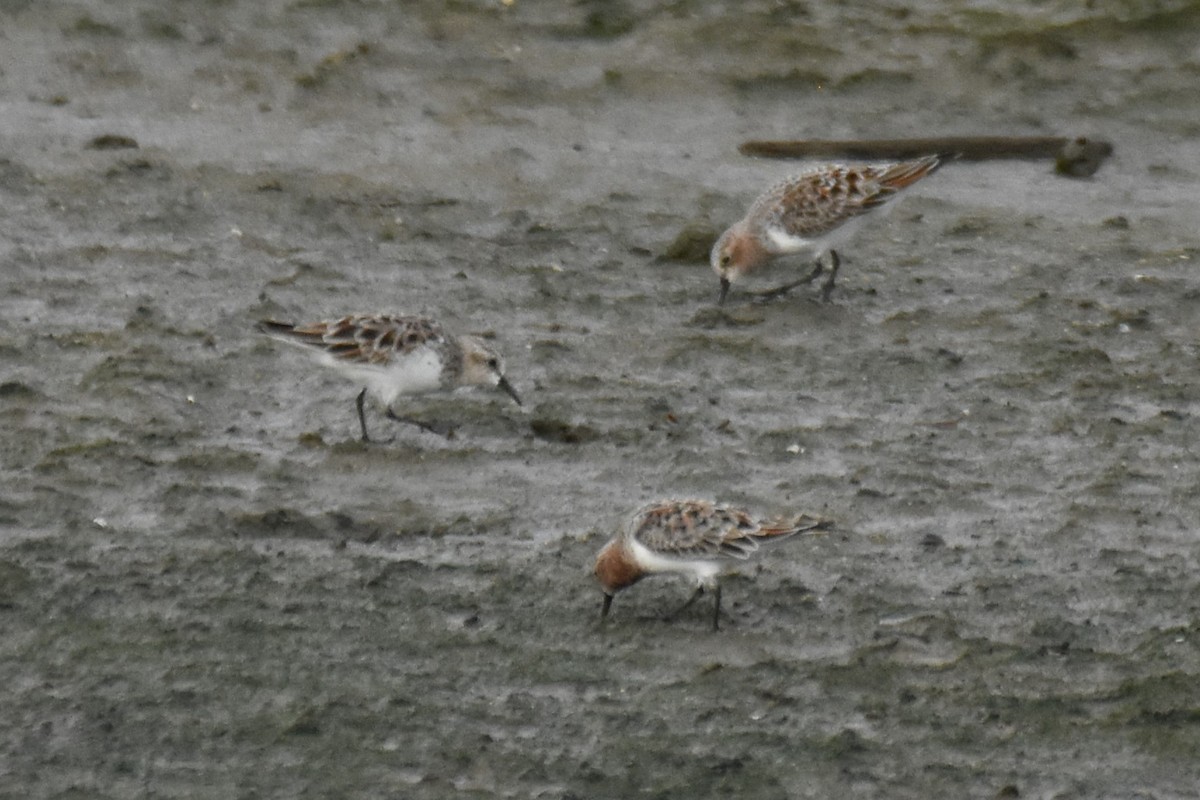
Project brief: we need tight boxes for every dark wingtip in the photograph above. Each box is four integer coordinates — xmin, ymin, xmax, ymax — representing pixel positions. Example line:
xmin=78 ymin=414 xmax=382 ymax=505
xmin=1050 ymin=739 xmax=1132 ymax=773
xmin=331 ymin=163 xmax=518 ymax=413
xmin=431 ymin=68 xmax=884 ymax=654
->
xmin=256 ymin=319 xmax=295 ymax=335
xmin=792 ymin=513 xmax=835 ymax=535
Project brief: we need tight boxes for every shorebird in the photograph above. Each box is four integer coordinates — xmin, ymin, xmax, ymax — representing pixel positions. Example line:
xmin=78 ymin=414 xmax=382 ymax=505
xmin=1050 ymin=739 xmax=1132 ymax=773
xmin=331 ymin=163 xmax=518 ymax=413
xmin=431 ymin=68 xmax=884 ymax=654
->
xmin=711 ymin=155 xmax=941 ymax=304
xmin=258 ymin=313 xmax=521 ymax=442
xmin=594 ymin=499 xmax=830 ymax=631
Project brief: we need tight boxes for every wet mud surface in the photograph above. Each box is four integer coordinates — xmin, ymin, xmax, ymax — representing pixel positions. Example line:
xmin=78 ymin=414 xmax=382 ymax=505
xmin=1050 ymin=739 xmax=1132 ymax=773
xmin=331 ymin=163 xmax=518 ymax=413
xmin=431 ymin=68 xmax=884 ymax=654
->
xmin=2 ymin=2 xmax=1199 ymax=797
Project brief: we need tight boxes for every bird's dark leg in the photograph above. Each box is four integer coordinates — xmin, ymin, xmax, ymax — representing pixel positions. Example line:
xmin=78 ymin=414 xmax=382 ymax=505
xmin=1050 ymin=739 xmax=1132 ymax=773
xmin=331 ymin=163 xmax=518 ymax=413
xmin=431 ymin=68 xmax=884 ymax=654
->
xmin=601 ymin=593 xmax=613 ymax=621
xmin=355 ymin=390 xmax=397 ymax=443
xmin=385 ymin=409 xmax=456 ymax=439
xmin=664 ymin=586 xmax=705 ymax=622
xmin=819 ymin=249 xmax=840 ymax=302
xmin=355 ymin=388 xmax=371 ymax=442
xmin=749 ymin=259 xmax=826 ymax=305
xmin=712 ymin=583 xmax=722 ymax=632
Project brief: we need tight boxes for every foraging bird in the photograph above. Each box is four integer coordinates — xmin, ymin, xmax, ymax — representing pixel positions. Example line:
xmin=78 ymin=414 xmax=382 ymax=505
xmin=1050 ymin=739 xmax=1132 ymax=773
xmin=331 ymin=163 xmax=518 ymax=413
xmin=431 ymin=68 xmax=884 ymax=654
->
xmin=258 ymin=313 xmax=521 ymax=442
xmin=594 ymin=499 xmax=830 ymax=631
xmin=711 ymin=155 xmax=941 ymax=305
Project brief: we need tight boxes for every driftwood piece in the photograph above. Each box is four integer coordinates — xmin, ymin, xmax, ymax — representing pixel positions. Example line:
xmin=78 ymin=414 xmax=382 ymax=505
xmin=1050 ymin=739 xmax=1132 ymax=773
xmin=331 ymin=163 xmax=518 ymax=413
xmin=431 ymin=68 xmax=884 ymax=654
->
xmin=738 ymin=136 xmax=1113 ymax=177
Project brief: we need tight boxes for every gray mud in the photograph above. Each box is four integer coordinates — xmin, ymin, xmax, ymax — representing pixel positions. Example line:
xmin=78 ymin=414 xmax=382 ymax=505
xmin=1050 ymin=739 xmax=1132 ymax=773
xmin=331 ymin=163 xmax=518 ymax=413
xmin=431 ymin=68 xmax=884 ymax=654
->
xmin=2 ymin=2 xmax=1199 ymax=798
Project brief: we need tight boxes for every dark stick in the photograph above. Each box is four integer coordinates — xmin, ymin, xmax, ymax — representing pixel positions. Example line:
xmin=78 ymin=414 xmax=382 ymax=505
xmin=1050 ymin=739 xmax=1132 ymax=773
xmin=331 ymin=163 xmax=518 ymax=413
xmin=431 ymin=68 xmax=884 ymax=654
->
xmin=738 ymin=135 xmax=1111 ymax=162
xmin=742 ymin=135 xmax=1064 ymax=160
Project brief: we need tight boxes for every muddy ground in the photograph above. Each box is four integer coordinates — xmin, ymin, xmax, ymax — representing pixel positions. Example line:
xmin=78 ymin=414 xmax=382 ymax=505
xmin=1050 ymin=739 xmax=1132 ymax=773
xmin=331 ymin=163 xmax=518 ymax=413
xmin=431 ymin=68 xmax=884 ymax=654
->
xmin=2 ymin=1 xmax=1199 ymax=798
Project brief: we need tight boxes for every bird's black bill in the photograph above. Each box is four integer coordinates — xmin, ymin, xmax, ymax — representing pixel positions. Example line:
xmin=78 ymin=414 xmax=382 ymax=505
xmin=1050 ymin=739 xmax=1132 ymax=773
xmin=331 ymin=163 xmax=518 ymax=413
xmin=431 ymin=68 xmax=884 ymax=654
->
xmin=717 ymin=278 xmax=731 ymax=306
xmin=497 ymin=376 xmax=522 ymax=407
xmin=601 ymin=593 xmax=613 ymax=620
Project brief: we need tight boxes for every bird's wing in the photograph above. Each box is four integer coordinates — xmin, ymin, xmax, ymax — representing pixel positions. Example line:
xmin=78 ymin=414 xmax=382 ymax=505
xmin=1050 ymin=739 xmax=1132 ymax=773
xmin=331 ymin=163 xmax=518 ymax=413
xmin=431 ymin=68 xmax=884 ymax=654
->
xmin=629 ymin=500 xmax=766 ymax=561
xmin=264 ymin=314 xmax=446 ymax=366
xmin=755 ymin=157 xmax=938 ymax=239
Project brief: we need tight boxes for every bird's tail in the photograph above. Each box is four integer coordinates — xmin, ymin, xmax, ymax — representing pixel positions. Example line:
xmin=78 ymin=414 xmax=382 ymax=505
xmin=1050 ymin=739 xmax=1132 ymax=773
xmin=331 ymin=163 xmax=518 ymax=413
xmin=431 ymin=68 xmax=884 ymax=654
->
xmin=757 ymin=513 xmax=835 ymax=541
xmin=256 ymin=319 xmax=330 ymax=347
xmin=256 ymin=319 xmax=343 ymax=354
xmin=880 ymin=154 xmax=941 ymax=190
xmin=256 ymin=319 xmax=297 ymax=337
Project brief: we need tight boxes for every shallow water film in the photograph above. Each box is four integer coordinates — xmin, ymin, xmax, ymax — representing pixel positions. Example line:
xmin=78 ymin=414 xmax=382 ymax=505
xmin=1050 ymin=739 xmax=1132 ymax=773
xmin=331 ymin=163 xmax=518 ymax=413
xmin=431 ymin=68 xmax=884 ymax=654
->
xmin=2 ymin=1 xmax=1199 ymax=798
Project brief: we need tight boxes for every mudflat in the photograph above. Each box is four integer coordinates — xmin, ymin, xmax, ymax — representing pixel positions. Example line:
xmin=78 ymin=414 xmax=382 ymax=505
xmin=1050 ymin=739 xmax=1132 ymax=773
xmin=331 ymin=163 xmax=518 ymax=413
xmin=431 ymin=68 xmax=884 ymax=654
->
xmin=2 ymin=2 xmax=1198 ymax=797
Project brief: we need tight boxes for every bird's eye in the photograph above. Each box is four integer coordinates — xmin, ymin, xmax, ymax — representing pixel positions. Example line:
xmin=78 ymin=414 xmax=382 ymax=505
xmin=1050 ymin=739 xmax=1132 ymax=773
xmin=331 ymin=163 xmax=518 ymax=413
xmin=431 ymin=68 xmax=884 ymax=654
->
xmin=720 ymin=254 xmax=731 ymax=267
xmin=486 ymin=358 xmax=499 ymax=370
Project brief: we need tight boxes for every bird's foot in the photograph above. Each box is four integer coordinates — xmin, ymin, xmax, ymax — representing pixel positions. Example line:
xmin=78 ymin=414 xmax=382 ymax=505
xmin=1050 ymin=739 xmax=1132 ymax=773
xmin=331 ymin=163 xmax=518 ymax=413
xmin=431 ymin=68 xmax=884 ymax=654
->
xmin=748 ymin=261 xmax=826 ymax=305
xmin=386 ymin=410 xmax=456 ymax=439
xmin=361 ymin=433 xmax=396 ymax=445
xmin=818 ymin=251 xmax=840 ymax=302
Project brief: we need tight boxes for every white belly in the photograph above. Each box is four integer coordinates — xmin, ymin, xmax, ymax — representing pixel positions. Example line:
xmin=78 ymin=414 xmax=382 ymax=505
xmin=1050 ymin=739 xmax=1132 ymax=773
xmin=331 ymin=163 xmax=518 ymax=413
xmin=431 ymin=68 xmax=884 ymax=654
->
xmin=765 ymin=226 xmax=817 ymax=254
xmin=765 ymin=213 xmax=871 ymax=257
xmin=629 ymin=539 xmax=722 ymax=588
xmin=322 ymin=348 xmax=445 ymax=407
